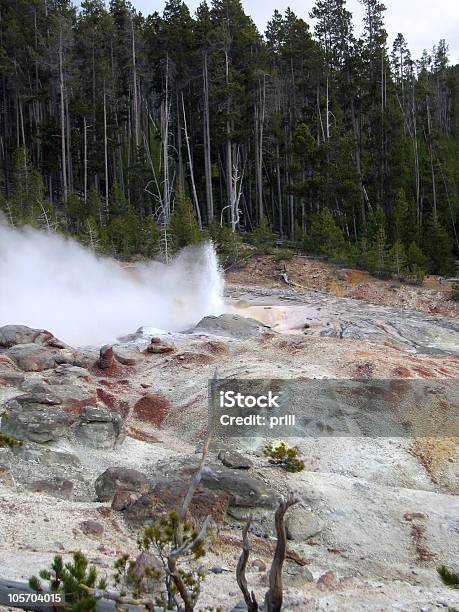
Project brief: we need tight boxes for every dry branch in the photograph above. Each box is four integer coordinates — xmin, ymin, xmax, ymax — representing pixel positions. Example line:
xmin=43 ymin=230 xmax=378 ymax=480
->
xmin=236 ymin=518 xmax=258 ymax=612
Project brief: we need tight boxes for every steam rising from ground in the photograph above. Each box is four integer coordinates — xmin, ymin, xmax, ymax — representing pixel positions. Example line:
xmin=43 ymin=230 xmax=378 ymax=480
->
xmin=0 ymin=222 xmax=224 ymax=346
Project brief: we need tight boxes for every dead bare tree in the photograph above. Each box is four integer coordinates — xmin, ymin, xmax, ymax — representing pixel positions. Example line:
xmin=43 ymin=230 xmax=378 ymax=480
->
xmin=236 ymin=493 xmax=298 ymax=612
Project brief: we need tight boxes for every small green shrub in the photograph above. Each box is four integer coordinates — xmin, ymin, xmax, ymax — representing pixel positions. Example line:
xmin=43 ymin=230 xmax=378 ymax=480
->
xmin=437 ymin=565 xmax=459 ymax=588
xmin=0 ymin=432 xmax=22 ymax=448
xmin=115 ymin=510 xmax=207 ymax=609
xmin=29 ymin=552 xmax=107 ymax=611
xmin=451 ymin=283 xmax=459 ymax=301
xmin=272 ymin=248 xmax=295 ymax=262
xmin=249 ymin=217 xmax=276 ymax=253
xmin=264 ymin=441 xmax=305 ymax=473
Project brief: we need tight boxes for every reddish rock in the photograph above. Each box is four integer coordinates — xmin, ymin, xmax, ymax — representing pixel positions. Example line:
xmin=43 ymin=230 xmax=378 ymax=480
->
xmin=96 ymin=388 xmax=130 ymax=419
xmin=144 ymin=338 xmax=175 ymax=355
xmin=317 ymin=570 xmax=336 ymax=590
xmin=251 ymin=559 xmax=267 ymax=572
xmin=133 ymin=394 xmax=170 ymax=427
xmin=404 ymin=511 xmax=427 ymax=522
xmin=96 ymin=346 xmax=115 ymax=370
xmin=111 ymin=488 xmax=142 ymax=511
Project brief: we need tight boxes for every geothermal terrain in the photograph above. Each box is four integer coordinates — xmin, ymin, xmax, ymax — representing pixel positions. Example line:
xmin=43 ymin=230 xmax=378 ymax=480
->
xmin=0 ymin=253 xmax=458 ymax=611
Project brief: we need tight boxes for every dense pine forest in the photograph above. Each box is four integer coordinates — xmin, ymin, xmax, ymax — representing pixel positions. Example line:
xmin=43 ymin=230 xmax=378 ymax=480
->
xmin=1 ymin=0 xmax=458 ymax=279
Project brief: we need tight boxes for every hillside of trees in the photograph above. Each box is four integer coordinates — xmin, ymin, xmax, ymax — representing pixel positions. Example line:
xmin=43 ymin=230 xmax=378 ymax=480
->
xmin=1 ymin=0 xmax=458 ymax=279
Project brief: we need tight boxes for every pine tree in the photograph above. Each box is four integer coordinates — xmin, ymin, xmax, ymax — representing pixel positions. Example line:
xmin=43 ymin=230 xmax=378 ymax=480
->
xmin=388 ymin=239 xmax=407 ymax=277
xmin=169 ymin=183 xmax=202 ymax=253
xmin=367 ymin=224 xmax=389 ymax=276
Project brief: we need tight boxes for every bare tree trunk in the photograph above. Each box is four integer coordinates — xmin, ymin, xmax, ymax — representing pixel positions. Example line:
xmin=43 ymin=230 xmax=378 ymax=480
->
xmin=103 ymin=83 xmax=109 ymax=217
xmin=203 ymin=52 xmax=213 ymax=225
xmin=224 ymin=46 xmax=236 ymax=231
xmin=131 ymin=16 xmax=139 ymax=149
xmin=83 ymin=116 xmax=88 ymax=204
xmin=255 ymin=73 xmax=266 ymax=221
xmin=161 ymin=55 xmax=171 ymax=224
xmin=264 ymin=495 xmax=298 ymax=612
xmin=58 ymin=23 xmax=67 ymax=202
xmin=181 ymin=92 xmax=202 ymax=228
xmin=426 ymin=94 xmax=437 ymax=222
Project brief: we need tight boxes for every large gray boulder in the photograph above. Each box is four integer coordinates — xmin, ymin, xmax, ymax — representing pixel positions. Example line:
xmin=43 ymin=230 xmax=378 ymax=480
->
xmin=0 ymin=325 xmax=66 ymax=349
xmin=5 ymin=344 xmax=57 ymax=372
xmin=124 ymin=480 xmax=231 ymax=526
xmin=76 ymin=407 xmax=125 ymax=450
xmin=285 ymin=507 xmax=323 ymax=541
xmin=194 ymin=314 xmax=270 ymax=339
xmin=94 ymin=467 xmax=150 ymax=502
xmin=199 ymin=464 xmax=277 ymax=508
xmin=0 ymin=393 xmax=76 ymax=443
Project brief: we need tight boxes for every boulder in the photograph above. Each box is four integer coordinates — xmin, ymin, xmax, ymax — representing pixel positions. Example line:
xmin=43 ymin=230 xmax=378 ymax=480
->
xmin=194 ymin=314 xmax=271 ymax=339
xmin=1 ymin=393 xmax=76 ymax=443
xmin=113 ymin=347 xmax=142 ymax=366
xmin=198 ymin=464 xmax=277 ymax=508
xmin=285 ymin=508 xmax=323 ymax=541
xmin=144 ymin=338 xmax=175 ymax=354
xmin=79 ymin=520 xmax=104 ymax=537
xmin=12 ymin=444 xmax=81 ymax=467
xmin=94 ymin=467 xmax=150 ymax=502
xmin=0 ymin=369 xmax=25 ymax=387
xmin=111 ymin=488 xmax=143 ymax=511
xmin=0 ymin=325 xmax=66 ymax=349
xmin=76 ymin=407 xmax=125 ymax=449
xmin=218 ymin=450 xmax=253 ymax=470
xmin=29 ymin=477 xmax=74 ymax=500
xmin=130 ymin=552 xmax=163 ymax=594
xmin=6 ymin=344 xmax=57 ymax=371
xmin=96 ymin=346 xmax=115 ymax=370
xmin=124 ymin=480 xmax=231 ymax=526
xmin=283 ymin=564 xmax=314 ymax=588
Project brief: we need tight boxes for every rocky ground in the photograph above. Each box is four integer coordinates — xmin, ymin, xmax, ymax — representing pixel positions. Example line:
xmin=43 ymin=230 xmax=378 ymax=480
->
xmin=227 ymin=254 xmax=459 ymax=318
xmin=0 ymin=270 xmax=458 ymax=611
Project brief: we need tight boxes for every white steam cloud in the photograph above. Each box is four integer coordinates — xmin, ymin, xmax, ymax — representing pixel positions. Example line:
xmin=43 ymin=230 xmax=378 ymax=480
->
xmin=0 ymin=222 xmax=224 ymax=347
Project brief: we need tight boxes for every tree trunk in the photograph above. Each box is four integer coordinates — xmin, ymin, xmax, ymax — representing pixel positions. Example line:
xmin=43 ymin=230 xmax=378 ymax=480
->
xmin=203 ymin=52 xmax=214 ymax=224
xmin=58 ymin=23 xmax=67 ymax=202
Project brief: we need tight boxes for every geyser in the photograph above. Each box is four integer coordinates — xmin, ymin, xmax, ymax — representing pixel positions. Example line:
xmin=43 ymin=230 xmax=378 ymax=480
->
xmin=0 ymin=222 xmax=224 ymax=346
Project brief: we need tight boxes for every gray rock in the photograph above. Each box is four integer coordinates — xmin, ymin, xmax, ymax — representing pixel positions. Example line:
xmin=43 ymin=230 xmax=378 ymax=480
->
xmin=94 ymin=467 xmax=150 ymax=502
xmin=285 ymin=507 xmax=323 ymax=541
xmin=76 ymin=407 xmax=125 ymax=449
xmin=80 ymin=407 xmax=113 ymax=422
xmin=79 ymin=520 xmax=104 ymax=537
xmin=218 ymin=450 xmax=253 ymax=470
xmin=29 ymin=477 xmax=74 ymax=500
xmin=12 ymin=444 xmax=81 ymax=467
xmin=1 ymin=394 xmax=75 ymax=443
xmin=0 ymin=369 xmax=25 ymax=387
xmin=194 ymin=314 xmax=271 ymax=339
xmin=0 ymin=325 xmax=65 ymax=349
xmin=283 ymin=564 xmax=314 ymax=588
xmin=200 ymin=464 xmax=277 ymax=508
xmin=6 ymin=344 xmax=57 ymax=371
xmin=113 ymin=347 xmax=142 ymax=366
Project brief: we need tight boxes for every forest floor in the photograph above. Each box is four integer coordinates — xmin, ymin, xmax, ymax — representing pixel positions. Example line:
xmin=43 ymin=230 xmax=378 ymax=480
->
xmin=227 ymin=254 xmax=459 ymax=318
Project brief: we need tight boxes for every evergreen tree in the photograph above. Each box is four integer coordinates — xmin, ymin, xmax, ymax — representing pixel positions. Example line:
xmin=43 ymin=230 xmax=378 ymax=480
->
xmin=169 ymin=183 xmax=202 ymax=252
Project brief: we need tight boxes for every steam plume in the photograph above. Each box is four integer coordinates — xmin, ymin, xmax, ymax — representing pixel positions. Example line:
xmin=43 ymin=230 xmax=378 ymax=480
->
xmin=0 ymin=222 xmax=224 ymax=346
